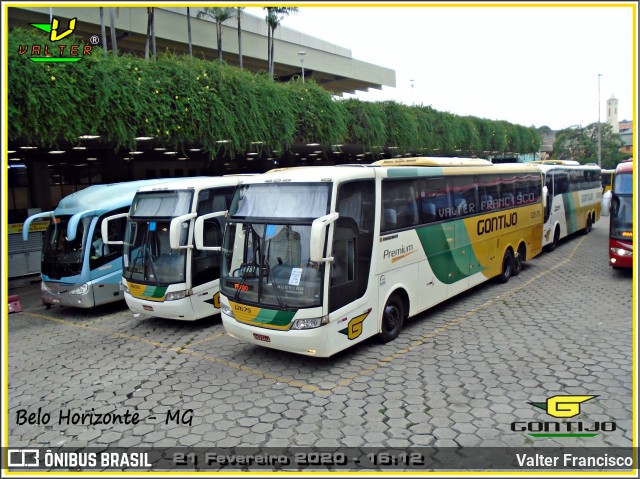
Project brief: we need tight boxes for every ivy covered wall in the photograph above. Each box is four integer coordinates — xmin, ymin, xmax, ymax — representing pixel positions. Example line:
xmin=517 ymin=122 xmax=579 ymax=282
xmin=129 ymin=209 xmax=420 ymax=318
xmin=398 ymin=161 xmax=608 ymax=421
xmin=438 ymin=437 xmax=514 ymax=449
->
xmin=9 ymin=28 xmax=540 ymax=159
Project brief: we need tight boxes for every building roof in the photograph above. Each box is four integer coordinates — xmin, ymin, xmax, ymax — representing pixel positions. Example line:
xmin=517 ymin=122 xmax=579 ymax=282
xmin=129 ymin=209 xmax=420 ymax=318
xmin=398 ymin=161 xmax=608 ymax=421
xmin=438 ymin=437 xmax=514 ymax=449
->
xmin=7 ymin=6 xmax=396 ymax=95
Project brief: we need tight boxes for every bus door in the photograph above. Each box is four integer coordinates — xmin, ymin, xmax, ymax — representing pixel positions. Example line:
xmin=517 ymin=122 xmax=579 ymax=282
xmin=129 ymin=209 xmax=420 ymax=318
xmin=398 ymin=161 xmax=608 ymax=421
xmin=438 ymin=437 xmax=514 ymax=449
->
xmin=328 ymin=180 xmax=376 ymax=343
xmin=88 ymin=212 xmax=127 ymax=305
xmin=189 ymin=187 xmax=235 ymax=318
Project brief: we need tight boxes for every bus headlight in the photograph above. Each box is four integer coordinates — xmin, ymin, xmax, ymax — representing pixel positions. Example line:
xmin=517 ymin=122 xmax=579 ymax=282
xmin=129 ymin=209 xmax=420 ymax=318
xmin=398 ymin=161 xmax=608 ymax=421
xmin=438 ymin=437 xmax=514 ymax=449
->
xmin=165 ymin=290 xmax=187 ymax=301
xmin=41 ymin=282 xmax=51 ymax=293
xmin=121 ymin=283 xmax=130 ymax=294
xmin=221 ymin=303 xmax=234 ymax=318
xmin=610 ymin=247 xmax=632 ymax=257
xmin=69 ymin=284 xmax=89 ymax=295
xmin=291 ymin=316 xmax=329 ymax=330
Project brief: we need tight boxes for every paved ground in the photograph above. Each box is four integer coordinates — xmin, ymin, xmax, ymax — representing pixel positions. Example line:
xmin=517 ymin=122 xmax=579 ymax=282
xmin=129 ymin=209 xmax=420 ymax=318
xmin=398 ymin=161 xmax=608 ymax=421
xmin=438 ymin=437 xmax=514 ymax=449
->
xmin=5 ymin=219 xmax=634 ymax=471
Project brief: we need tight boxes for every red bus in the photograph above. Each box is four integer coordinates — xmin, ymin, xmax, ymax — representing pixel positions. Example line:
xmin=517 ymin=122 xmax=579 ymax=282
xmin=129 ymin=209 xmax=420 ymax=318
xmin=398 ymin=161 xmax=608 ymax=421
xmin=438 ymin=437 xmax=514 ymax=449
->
xmin=608 ymin=160 xmax=633 ymax=269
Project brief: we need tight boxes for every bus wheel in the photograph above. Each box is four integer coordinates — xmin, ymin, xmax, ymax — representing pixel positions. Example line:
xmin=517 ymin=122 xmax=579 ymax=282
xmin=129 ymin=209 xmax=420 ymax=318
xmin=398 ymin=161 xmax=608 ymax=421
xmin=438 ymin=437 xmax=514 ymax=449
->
xmin=587 ymin=215 xmax=593 ymax=232
xmin=513 ymin=244 xmax=526 ymax=276
xmin=498 ymin=249 xmax=514 ymax=283
xmin=547 ymin=226 xmax=560 ymax=252
xmin=583 ymin=216 xmax=592 ymax=235
xmin=380 ymin=294 xmax=404 ymax=343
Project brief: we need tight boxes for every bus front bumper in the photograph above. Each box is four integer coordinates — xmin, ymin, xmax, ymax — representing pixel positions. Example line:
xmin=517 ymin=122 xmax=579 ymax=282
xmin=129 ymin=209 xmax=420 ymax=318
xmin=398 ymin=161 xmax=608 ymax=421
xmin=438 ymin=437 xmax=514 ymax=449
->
xmin=124 ymin=292 xmax=198 ymax=321
xmin=221 ymin=313 xmax=333 ymax=357
xmin=41 ymin=281 xmax=96 ymax=308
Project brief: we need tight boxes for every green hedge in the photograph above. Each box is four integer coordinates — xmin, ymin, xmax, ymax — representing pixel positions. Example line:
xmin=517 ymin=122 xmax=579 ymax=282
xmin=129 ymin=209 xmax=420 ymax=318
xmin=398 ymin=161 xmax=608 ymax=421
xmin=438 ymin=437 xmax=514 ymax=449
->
xmin=9 ymin=27 xmax=539 ymax=157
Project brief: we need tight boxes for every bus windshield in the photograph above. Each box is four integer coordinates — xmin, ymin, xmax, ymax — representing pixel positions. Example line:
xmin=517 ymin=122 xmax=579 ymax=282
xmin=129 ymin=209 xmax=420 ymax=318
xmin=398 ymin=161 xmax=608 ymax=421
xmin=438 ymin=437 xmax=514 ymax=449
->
xmin=123 ymin=220 xmax=187 ymax=284
xmin=130 ymin=190 xmax=193 ymax=218
xmin=613 ymin=172 xmax=632 ymax=195
xmin=41 ymin=216 xmax=89 ymax=278
xmin=611 ymin=171 xmax=633 ymax=241
xmin=229 ymin=183 xmax=331 ymax=220
xmin=221 ymin=222 xmax=323 ymax=309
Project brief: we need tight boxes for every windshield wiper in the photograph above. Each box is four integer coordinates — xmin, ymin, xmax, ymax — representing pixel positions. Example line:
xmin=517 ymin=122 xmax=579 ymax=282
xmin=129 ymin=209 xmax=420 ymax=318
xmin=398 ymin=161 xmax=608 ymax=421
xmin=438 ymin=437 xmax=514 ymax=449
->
xmin=265 ymin=262 xmax=285 ymax=309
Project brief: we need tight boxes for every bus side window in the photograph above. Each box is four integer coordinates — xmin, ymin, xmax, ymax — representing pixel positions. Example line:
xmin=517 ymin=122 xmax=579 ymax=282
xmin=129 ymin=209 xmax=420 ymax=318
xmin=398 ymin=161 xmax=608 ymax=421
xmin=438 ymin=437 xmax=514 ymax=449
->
xmin=421 ymin=200 xmax=436 ymax=223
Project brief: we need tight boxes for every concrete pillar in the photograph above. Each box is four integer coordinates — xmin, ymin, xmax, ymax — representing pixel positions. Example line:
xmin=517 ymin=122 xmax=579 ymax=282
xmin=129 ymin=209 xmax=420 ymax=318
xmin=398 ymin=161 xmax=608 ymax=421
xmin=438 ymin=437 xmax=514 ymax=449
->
xmin=27 ymin=159 xmax=52 ymax=211
xmin=100 ymin=150 xmax=129 ymax=183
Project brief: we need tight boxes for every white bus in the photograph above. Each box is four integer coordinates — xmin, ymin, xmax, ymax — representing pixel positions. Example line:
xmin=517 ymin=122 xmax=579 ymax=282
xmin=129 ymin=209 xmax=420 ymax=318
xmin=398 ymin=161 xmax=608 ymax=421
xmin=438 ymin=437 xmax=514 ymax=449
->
xmin=211 ymin=158 xmax=545 ymax=357
xmin=531 ymin=160 xmax=602 ymax=251
xmin=102 ymin=176 xmax=239 ymax=321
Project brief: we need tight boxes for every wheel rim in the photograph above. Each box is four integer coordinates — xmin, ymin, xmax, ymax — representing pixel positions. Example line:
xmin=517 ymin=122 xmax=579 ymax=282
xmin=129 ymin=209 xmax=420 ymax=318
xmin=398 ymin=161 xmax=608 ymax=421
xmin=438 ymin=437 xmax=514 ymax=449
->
xmin=383 ymin=303 xmax=401 ymax=334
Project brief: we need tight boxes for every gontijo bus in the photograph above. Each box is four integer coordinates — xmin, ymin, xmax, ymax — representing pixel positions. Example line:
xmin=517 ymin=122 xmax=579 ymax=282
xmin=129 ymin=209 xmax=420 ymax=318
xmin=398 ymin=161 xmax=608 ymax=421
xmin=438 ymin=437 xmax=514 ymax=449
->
xmin=601 ymin=168 xmax=615 ymax=194
xmin=213 ymin=158 xmax=544 ymax=357
xmin=608 ymin=160 xmax=633 ymax=269
xmin=22 ymin=179 xmax=175 ymax=308
xmin=531 ymin=160 xmax=601 ymax=251
xmin=102 ymin=176 xmax=238 ymax=321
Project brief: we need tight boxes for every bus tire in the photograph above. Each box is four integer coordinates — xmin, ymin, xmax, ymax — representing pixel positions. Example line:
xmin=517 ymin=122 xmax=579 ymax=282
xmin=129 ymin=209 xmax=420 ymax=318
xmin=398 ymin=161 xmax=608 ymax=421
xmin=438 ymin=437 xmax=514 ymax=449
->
xmin=498 ymin=249 xmax=514 ymax=283
xmin=380 ymin=294 xmax=404 ymax=343
xmin=546 ymin=226 xmax=560 ymax=252
xmin=513 ymin=243 xmax=526 ymax=276
xmin=583 ymin=215 xmax=592 ymax=235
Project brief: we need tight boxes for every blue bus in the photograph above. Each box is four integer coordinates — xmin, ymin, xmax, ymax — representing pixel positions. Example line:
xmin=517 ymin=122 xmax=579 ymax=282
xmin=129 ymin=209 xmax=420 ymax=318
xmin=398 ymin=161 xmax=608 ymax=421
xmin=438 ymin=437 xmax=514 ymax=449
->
xmin=22 ymin=179 xmax=176 ymax=309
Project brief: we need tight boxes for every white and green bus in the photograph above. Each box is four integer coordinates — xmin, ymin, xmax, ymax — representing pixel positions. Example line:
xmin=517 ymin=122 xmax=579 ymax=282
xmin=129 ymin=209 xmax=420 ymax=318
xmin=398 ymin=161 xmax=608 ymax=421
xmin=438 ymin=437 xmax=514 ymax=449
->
xmin=102 ymin=177 xmax=238 ymax=321
xmin=531 ymin=160 xmax=602 ymax=251
xmin=212 ymin=158 xmax=545 ymax=357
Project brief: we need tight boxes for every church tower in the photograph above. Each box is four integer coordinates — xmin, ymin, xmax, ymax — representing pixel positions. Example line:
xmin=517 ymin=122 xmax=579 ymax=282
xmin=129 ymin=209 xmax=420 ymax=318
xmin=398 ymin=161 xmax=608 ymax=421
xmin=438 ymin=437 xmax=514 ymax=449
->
xmin=607 ymin=95 xmax=619 ymax=133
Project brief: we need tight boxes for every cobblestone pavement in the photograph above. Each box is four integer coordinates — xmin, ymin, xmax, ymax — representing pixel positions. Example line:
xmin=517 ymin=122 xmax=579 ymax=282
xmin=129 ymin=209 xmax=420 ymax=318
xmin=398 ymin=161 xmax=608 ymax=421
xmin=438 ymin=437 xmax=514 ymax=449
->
xmin=5 ymin=219 xmax=634 ymax=470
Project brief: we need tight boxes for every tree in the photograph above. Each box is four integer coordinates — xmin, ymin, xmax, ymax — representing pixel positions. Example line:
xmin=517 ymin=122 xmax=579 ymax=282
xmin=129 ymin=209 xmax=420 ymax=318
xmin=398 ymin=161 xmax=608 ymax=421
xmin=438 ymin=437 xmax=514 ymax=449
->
xmin=197 ymin=7 xmax=235 ymax=63
xmin=236 ymin=7 xmax=244 ymax=69
xmin=551 ymin=123 xmax=624 ymax=168
xmin=263 ymin=7 xmax=298 ymax=79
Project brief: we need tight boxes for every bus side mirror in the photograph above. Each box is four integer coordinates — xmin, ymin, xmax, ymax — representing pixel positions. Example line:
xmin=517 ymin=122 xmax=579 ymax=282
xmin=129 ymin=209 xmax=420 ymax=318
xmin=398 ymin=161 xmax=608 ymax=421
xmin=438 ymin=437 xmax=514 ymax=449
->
xmin=542 ymin=186 xmax=548 ymax=209
xmin=101 ymin=212 xmax=128 ymax=245
xmin=169 ymin=212 xmax=197 ymax=250
xmin=194 ymin=211 xmax=226 ymax=251
xmin=22 ymin=211 xmax=53 ymax=241
xmin=310 ymin=213 xmax=339 ymax=263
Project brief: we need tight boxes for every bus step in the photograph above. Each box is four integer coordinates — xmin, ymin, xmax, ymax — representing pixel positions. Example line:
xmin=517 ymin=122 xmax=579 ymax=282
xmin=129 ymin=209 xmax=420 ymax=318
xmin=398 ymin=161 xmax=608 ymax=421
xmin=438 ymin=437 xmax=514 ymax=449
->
xmin=8 ymin=294 xmax=23 ymax=314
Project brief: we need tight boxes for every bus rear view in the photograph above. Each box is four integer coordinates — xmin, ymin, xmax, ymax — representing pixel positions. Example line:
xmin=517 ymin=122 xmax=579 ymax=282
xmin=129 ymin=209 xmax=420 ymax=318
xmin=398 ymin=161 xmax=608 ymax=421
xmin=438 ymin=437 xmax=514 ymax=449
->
xmin=608 ymin=161 xmax=633 ymax=269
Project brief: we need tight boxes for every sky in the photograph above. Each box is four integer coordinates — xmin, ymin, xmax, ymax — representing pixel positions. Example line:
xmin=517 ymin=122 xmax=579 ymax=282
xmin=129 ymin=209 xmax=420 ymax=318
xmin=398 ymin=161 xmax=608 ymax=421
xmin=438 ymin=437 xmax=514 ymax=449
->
xmin=244 ymin=2 xmax=636 ymax=131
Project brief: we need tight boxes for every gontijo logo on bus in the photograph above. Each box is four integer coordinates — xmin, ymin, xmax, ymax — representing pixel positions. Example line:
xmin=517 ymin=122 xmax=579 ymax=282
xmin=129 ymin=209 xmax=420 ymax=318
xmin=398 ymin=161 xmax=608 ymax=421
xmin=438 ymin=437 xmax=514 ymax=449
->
xmin=19 ymin=17 xmax=93 ymax=62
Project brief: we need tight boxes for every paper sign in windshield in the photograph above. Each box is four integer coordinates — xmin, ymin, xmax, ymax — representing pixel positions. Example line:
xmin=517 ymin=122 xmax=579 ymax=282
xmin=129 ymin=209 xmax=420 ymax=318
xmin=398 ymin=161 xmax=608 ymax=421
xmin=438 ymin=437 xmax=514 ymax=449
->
xmin=289 ymin=268 xmax=303 ymax=285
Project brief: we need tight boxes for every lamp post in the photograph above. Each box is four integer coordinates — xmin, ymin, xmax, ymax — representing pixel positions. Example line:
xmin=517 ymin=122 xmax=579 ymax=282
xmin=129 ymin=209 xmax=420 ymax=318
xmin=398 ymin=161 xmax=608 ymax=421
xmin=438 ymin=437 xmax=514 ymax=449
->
xmin=298 ymin=50 xmax=306 ymax=83
xmin=597 ymin=73 xmax=603 ymax=167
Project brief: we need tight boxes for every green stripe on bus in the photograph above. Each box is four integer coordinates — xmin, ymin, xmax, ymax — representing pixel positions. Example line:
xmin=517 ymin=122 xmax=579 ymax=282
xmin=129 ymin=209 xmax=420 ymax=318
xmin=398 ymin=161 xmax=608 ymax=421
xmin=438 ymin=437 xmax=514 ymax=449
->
xmin=564 ymin=192 xmax=579 ymax=234
xmin=387 ymin=167 xmax=444 ymax=178
xmin=416 ymin=222 xmax=482 ymax=284
xmin=145 ymin=286 xmax=167 ymax=299
xmin=256 ymin=308 xmax=296 ymax=326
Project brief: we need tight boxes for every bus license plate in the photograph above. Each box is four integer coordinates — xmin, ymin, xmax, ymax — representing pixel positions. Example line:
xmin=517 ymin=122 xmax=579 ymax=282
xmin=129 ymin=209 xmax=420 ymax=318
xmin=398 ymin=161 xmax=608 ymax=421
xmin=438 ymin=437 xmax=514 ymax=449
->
xmin=253 ymin=333 xmax=271 ymax=343
xmin=143 ymin=305 xmax=154 ymax=311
